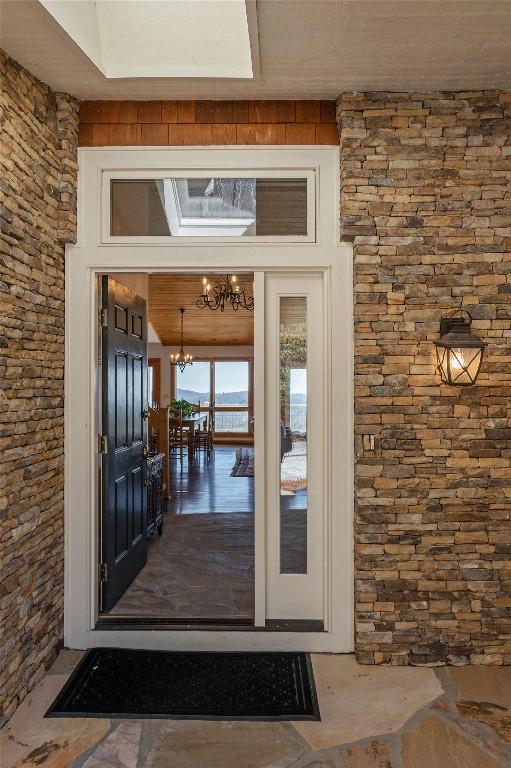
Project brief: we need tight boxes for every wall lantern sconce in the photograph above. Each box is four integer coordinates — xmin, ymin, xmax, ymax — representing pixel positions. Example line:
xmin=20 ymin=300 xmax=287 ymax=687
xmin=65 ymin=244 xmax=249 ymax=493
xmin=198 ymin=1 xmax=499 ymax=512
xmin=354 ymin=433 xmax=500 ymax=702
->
xmin=435 ymin=310 xmax=486 ymax=386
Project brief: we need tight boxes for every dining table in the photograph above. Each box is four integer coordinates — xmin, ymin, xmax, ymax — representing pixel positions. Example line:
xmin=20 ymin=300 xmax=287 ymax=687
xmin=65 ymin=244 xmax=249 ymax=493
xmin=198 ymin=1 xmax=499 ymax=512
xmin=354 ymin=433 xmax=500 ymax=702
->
xmin=170 ymin=411 xmax=208 ymax=462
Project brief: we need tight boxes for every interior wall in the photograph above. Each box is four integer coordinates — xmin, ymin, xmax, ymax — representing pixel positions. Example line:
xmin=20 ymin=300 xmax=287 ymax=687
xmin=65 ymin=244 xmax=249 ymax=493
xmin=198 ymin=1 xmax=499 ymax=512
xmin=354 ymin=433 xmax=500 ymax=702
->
xmin=113 ymin=272 xmax=149 ymax=300
xmin=0 ymin=50 xmax=78 ymax=723
xmin=339 ymin=90 xmax=511 ymax=666
xmin=112 ymin=273 xmax=162 ymax=342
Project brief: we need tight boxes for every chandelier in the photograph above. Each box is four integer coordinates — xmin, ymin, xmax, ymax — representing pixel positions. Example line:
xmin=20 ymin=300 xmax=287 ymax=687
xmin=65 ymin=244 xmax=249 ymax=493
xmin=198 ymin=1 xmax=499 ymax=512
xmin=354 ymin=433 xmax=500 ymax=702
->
xmin=170 ymin=308 xmax=193 ymax=372
xmin=196 ymin=274 xmax=254 ymax=312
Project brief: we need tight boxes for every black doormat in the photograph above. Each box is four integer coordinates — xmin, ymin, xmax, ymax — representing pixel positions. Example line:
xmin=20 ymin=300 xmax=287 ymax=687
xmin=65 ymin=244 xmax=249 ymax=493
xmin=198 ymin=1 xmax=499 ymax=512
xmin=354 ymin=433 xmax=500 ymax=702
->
xmin=45 ymin=648 xmax=320 ymax=721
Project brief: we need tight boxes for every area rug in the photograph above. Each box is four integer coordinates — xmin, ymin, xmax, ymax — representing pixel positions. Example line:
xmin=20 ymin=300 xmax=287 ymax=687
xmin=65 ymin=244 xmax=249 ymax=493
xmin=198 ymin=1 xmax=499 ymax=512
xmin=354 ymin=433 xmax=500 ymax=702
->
xmin=45 ymin=648 xmax=320 ymax=721
xmin=231 ymin=447 xmax=254 ymax=477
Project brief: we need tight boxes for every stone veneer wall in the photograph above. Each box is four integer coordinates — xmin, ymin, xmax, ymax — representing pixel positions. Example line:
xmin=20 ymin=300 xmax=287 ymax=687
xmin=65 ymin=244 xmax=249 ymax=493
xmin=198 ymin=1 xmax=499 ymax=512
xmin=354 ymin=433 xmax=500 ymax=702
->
xmin=338 ymin=91 xmax=511 ymax=665
xmin=0 ymin=50 xmax=78 ymax=723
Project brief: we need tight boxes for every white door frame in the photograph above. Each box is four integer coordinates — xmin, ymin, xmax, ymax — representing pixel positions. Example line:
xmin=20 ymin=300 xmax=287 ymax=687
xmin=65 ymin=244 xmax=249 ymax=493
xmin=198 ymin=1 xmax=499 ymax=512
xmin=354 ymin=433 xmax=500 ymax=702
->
xmin=64 ymin=145 xmax=354 ymax=653
xmin=264 ymin=273 xmax=326 ymax=621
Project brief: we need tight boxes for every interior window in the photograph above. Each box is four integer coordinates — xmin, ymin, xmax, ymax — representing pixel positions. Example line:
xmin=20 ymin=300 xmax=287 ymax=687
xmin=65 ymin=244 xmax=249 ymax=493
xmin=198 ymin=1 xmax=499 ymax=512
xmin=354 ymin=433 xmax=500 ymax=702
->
xmin=176 ymin=361 xmax=211 ymax=405
xmin=175 ymin=358 xmax=252 ymax=435
xmin=214 ymin=361 xmax=250 ymax=433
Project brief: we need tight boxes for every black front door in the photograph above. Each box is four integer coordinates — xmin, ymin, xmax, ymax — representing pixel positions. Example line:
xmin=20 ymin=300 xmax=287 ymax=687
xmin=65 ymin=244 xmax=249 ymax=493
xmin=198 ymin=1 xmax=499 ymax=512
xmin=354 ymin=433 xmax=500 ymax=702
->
xmin=101 ymin=276 xmax=148 ymax=611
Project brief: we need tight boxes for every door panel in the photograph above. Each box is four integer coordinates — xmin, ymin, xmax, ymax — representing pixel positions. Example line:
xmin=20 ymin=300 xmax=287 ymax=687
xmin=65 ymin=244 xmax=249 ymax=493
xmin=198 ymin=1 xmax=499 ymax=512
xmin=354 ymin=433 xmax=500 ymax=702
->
xmin=114 ymin=474 xmax=128 ymax=559
xmin=101 ymin=276 xmax=148 ymax=612
xmin=115 ymin=352 xmax=128 ymax=448
xmin=131 ymin=355 xmax=144 ymax=443
xmin=264 ymin=273 xmax=325 ymax=622
xmin=132 ymin=464 xmax=145 ymax=539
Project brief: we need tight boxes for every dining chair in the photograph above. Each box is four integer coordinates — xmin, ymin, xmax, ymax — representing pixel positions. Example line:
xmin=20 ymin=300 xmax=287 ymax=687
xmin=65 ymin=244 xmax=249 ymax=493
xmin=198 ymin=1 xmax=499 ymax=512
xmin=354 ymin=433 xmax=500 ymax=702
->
xmin=194 ymin=407 xmax=214 ymax=459
xmin=169 ymin=410 xmax=193 ymax=462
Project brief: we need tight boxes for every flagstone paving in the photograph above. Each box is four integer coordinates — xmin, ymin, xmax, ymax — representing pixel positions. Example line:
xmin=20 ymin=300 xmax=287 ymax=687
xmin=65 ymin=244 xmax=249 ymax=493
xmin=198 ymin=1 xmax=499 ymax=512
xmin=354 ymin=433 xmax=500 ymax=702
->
xmin=0 ymin=674 xmax=110 ymax=768
xmin=293 ymin=655 xmax=443 ymax=749
xmin=1 ymin=651 xmax=510 ymax=768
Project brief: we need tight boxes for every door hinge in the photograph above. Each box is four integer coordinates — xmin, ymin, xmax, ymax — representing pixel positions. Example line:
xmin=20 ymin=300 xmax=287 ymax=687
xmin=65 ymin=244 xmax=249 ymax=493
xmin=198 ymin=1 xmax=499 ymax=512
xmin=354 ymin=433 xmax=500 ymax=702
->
xmin=98 ymin=563 xmax=108 ymax=582
xmin=98 ymin=434 xmax=108 ymax=454
xmin=99 ymin=308 xmax=108 ymax=327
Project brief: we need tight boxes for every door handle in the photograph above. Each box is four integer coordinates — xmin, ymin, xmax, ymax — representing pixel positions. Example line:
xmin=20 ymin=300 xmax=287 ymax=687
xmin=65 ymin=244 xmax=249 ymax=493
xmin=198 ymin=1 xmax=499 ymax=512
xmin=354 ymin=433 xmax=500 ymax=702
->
xmin=143 ymin=408 xmax=149 ymax=419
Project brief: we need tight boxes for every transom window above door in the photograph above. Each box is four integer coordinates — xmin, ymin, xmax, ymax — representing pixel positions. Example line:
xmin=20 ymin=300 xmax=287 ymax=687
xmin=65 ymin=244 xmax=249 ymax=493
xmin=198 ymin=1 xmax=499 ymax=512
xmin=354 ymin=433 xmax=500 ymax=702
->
xmin=104 ymin=170 xmax=315 ymax=243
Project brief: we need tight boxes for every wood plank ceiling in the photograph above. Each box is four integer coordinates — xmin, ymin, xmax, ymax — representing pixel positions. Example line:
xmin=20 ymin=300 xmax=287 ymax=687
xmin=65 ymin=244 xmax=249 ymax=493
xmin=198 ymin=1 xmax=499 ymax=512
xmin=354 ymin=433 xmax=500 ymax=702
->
xmin=149 ymin=274 xmax=254 ymax=346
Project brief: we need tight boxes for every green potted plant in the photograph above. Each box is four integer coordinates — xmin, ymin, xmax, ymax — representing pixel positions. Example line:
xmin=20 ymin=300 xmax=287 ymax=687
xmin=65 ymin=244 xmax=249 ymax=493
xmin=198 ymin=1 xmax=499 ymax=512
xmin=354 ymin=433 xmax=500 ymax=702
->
xmin=169 ymin=398 xmax=195 ymax=418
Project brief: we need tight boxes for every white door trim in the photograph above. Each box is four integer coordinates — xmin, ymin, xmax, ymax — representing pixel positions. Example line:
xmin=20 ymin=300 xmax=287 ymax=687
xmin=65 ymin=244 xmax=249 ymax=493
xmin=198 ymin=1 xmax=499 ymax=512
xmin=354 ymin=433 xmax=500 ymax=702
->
xmin=253 ymin=270 xmax=266 ymax=627
xmin=64 ymin=145 xmax=354 ymax=653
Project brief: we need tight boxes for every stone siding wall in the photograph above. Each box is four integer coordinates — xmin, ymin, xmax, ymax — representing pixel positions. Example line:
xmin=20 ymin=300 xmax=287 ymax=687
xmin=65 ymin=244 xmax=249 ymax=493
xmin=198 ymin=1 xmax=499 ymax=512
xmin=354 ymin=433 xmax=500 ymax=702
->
xmin=0 ymin=50 xmax=78 ymax=723
xmin=338 ymin=91 xmax=511 ymax=665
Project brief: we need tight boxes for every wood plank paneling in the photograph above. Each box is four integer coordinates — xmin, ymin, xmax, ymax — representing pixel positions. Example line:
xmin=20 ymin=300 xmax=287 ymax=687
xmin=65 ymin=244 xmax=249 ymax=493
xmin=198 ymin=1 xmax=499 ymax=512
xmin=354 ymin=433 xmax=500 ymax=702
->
xmin=296 ymin=101 xmax=321 ymax=123
xmin=137 ymin=101 xmax=162 ymax=123
xmin=140 ymin=123 xmax=168 ymax=145
xmin=211 ymin=123 xmax=237 ymax=144
xmin=316 ymin=122 xmax=339 ymax=145
xmin=79 ymin=100 xmax=339 ymax=146
xmin=177 ymin=101 xmax=196 ymax=123
xmin=119 ymin=101 xmax=138 ymax=123
xmin=256 ymin=179 xmax=307 ymax=236
xmin=148 ymin=274 xmax=254 ymax=346
xmin=235 ymin=123 xmax=286 ymax=144
xmin=161 ymin=100 xmax=178 ymax=123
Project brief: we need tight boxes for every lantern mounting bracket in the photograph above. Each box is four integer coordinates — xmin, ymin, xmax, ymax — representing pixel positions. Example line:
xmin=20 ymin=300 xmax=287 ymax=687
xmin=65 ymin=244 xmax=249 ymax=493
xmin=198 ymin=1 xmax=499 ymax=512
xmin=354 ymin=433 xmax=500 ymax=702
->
xmin=439 ymin=316 xmax=470 ymax=336
xmin=439 ymin=308 xmax=473 ymax=336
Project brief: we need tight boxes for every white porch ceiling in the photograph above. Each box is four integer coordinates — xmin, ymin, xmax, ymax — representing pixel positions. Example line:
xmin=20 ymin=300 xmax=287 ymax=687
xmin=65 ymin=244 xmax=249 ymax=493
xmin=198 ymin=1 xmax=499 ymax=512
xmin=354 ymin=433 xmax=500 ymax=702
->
xmin=0 ymin=0 xmax=510 ymax=99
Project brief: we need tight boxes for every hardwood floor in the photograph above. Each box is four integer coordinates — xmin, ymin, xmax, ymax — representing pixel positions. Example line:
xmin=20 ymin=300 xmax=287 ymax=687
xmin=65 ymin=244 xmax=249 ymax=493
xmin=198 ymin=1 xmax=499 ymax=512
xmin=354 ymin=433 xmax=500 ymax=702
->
xmin=108 ymin=446 xmax=254 ymax=620
xmin=168 ymin=445 xmax=254 ymax=515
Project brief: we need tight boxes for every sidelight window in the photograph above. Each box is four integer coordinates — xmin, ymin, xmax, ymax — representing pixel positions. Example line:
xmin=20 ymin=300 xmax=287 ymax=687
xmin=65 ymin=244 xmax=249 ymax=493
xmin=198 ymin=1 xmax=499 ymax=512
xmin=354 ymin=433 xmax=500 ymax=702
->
xmin=279 ymin=296 xmax=308 ymax=574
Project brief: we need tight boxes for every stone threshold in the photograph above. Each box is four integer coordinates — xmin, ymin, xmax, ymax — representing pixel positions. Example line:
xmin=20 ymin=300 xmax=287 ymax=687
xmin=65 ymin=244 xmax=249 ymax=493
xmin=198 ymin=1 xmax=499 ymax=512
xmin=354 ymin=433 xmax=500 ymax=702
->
xmin=95 ymin=617 xmax=325 ymax=632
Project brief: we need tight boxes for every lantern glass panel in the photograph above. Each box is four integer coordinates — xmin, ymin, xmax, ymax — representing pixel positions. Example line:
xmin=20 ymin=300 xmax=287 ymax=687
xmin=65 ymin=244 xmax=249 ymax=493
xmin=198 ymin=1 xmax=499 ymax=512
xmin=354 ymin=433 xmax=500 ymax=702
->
xmin=436 ymin=345 xmax=483 ymax=386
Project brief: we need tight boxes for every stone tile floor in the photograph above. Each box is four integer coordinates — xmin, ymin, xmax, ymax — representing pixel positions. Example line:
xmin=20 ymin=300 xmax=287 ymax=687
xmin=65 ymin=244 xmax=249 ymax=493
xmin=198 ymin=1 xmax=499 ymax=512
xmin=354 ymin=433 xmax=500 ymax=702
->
xmin=110 ymin=446 xmax=256 ymax=620
xmin=110 ymin=512 xmax=255 ymax=619
xmin=2 ymin=650 xmax=511 ymax=767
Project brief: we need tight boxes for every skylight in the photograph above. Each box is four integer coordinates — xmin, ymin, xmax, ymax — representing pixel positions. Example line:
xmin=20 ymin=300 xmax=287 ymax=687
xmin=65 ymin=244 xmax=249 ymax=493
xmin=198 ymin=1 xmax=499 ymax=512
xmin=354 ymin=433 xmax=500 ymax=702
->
xmin=163 ymin=178 xmax=256 ymax=236
xmin=39 ymin=0 xmax=253 ymax=79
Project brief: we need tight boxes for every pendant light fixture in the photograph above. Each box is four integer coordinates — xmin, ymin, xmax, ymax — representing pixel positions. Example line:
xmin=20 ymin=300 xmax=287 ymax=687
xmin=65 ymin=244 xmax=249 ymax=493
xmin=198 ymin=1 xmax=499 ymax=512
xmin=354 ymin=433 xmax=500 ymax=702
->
xmin=170 ymin=308 xmax=193 ymax=372
xmin=196 ymin=274 xmax=254 ymax=312
xmin=435 ymin=310 xmax=486 ymax=386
